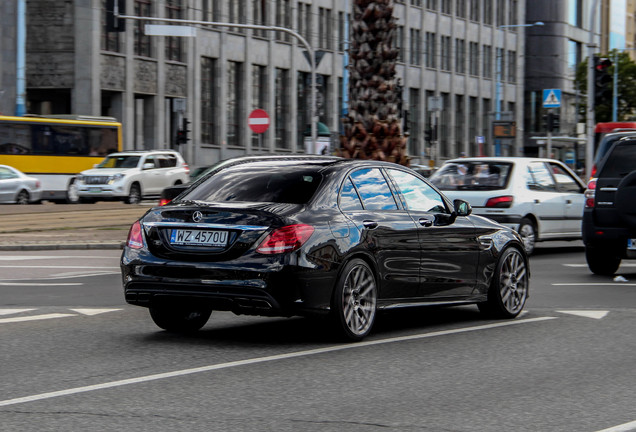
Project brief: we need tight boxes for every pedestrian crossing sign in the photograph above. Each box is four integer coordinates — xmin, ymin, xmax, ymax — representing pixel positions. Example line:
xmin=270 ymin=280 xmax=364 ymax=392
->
xmin=543 ymin=89 xmax=561 ymax=108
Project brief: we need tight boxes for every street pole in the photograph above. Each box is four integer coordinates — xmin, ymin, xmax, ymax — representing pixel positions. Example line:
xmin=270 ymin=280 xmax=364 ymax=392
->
xmin=586 ymin=0 xmax=601 ymax=181
xmin=15 ymin=0 xmax=26 ymax=116
xmin=116 ymin=13 xmax=318 ymax=154
xmin=612 ymin=51 xmax=618 ymax=122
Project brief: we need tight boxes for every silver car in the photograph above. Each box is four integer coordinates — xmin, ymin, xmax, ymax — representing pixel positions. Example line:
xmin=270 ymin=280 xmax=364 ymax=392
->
xmin=0 ymin=164 xmax=42 ymax=204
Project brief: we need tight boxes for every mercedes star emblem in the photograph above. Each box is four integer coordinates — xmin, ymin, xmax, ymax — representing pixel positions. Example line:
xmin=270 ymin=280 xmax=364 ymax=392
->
xmin=192 ymin=211 xmax=203 ymax=222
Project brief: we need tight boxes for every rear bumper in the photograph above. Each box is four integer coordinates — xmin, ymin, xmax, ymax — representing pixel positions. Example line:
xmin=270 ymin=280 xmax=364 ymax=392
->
xmin=582 ymin=210 xmax=634 ymax=244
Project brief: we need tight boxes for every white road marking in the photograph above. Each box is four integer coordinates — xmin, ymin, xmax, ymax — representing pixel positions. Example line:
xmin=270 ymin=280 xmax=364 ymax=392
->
xmin=0 ymin=308 xmax=36 ymax=316
xmin=0 ymin=282 xmax=83 ymax=286
xmin=0 ymin=316 xmax=556 ymax=407
xmin=553 ymin=283 xmax=636 ymax=286
xmin=0 ymin=313 xmax=76 ymax=324
xmin=0 ymin=255 xmax=118 ymax=261
xmin=0 ymin=272 xmax=119 ymax=282
xmin=563 ymin=263 xmax=636 ymax=267
xmin=70 ymin=308 xmax=122 ymax=316
xmin=556 ymin=310 xmax=609 ymax=319
xmin=594 ymin=420 xmax=636 ymax=432
xmin=0 ymin=265 xmax=119 ymax=269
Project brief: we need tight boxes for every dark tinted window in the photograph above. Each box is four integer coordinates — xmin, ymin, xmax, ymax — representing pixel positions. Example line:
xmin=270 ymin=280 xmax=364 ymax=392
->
xmin=429 ymin=161 xmax=511 ymax=190
xmin=349 ymin=168 xmax=398 ymax=210
xmin=183 ymin=164 xmax=323 ymax=204
xmin=599 ymin=144 xmax=636 ymax=178
xmin=339 ymin=178 xmax=364 ymax=211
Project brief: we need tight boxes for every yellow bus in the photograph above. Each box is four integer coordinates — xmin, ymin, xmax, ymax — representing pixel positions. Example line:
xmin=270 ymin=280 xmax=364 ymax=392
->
xmin=0 ymin=115 xmax=122 ymax=203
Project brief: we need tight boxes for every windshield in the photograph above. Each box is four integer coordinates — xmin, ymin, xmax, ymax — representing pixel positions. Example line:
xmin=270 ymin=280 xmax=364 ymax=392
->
xmin=97 ymin=155 xmax=140 ymax=169
xmin=429 ymin=161 xmax=512 ymax=190
xmin=182 ymin=164 xmax=323 ymax=204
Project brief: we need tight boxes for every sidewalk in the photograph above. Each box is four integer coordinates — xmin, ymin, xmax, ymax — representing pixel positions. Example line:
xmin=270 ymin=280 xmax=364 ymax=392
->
xmin=0 ymin=202 xmax=153 ymax=251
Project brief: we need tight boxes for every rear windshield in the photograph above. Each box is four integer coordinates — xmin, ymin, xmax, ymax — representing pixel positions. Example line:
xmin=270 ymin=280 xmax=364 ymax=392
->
xmin=599 ymin=144 xmax=636 ymax=178
xmin=429 ymin=161 xmax=512 ymax=190
xmin=181 ymin=164 xmax=323 ymax=204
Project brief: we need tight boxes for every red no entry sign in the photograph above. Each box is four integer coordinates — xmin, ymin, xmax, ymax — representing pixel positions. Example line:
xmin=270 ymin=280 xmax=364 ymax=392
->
xmin=248 ymin=109 xmax=270 ymax=134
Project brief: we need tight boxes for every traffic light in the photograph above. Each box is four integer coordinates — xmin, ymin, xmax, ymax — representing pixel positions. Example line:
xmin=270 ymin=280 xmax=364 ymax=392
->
xmin=424 ymin=126 xmax=437 ymax=143
xmin=542 ymin=113 xmax=560 ymax=132
xmin=106 ymin=0 xmax=126 ymax=32
xmin=594 ymin=56 xmax=613 ymax=106
xmin=176 ymin=118 xmax=190 ymax=145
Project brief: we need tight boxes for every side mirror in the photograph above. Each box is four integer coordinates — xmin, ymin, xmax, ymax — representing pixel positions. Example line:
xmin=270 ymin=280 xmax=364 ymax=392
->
xmin=142 ymin=162 xmax=154 ymax=170
xmin=454 ymin=199 xmax=472 ymax=216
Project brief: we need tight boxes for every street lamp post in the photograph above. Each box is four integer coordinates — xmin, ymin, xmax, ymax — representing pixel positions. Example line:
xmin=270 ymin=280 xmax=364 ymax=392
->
xmin=586 ymin=0 xmax=601 ymax=180
xmin=495 ymin=21 xmax=544 ymax=156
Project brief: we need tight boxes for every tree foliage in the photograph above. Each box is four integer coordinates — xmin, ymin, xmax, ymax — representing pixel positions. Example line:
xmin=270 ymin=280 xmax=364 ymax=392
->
xmin=338 ymin=0 xmax=409 ymax=165
xmin=575 ymin=50 xmax=636 ymax=122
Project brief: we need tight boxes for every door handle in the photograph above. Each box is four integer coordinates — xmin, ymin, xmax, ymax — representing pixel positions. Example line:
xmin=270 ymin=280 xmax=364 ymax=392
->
xmin=534 ymin=199 xmax=540 ymax=203
xmin=566 ymin=199 xmax=572 ymax=204
xmin=362 ymin=220 xmax=378 ymax=229
xmin=418 ymin=218 xmax=433 ymax=227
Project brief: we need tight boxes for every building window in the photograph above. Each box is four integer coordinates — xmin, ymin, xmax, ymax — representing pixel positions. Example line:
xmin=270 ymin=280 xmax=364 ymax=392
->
xmin=483 ymin=0 xmax=493 ymax=25
xmin=427 ymin=0 xmax=438 ymax=11
xmin=469 ymin=96 xmax=478 ymax=156
xmin=456 ymin=0 xmax=466 ymax=18
xmin=408 ymin=88 xmax=420 ymax=157
xmin=440 ymin=0 xmax=451 ymax=14
xmin=455 ymin=95 xmax=464 ymax=156
xmin=319 ymin=8 xmax=333 ymax=50
xmin=455 ymin=39 xmax=465 ymax=74
xmin=496 ymin=0 xmax=505 ymax=26
xmin=102 ymin=0 xmax=121 ymax=52
xmin=482 ymin=98 xmax=491 ymax=155
xmin=469 ymin=42 xmax=479 ymax=76
xmin=395 ymin=25 xmax=405 ymax=62
xmin=411 ymin=0 xmax=422 ymax=6
xmin=469 ymin=0 xmax=480 ymax=22
xmin=229 ymin=0 xmax=246 ymax=33
xmin=276 ymin=0 xmax=292 ymax=42
xmin=440 ymin=93 xmax=450 ymax=157
xmin=251 ymin=65 xmax=267 ymax=149
xmin=568 ymin=39 xmax=582 ymax=75
xmin=507 ymin=50 xmax=516 ymax=82
xmin=483 ymin=45 xmax=492 ymax=78
xmin=134 ymin=0 xmax=153 ymax=57
xmin=275 ymin=68 xmax=290 ymax=149
xmin=496 ymin=48 xmax=505 ymax=83
xmin=227 ymin=61 xmax=243 ymax=147
xmin=166 ymin=0 xmax=185 ymax=62
xmin=509 ymin=0 xmax=518 ymax=27
xmin=298 ymin=3 xmax=311 ymax=43
xmin=425 ymin=32 xmax=436 ymax=68
xmin=252 ymin=0 xmax=267 ymax=38
xmin=410 ymin=28 xmax=421 ymax=65
xmin=202 ymin=0 xmax=218 ymax=21
xmin=568 ymin=0 xmax=583 ymax=27
xmin=441 ymin=36 xmax=451 ymax=71
xmin=201 ymin=57 xmax=217 ymax=145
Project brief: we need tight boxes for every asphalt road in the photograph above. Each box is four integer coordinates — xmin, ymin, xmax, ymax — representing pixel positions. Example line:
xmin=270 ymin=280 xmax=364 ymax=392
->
xmin=0 ymin=246 xmax=635 ymax=431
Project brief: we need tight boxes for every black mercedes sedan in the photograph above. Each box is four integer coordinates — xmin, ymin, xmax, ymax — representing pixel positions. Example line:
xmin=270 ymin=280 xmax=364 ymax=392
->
xmin=121 ymin=155 xmax=529 ymax=341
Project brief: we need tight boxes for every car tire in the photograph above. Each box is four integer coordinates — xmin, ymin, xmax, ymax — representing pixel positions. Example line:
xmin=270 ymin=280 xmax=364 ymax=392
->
xmin=126 ymin=183 xmax=141 ymax=204
xmin=478 ymin=247 xmax=528 ymax=319
xmin=585 ymin=243 xmax=622 ymax=276
xmin=149 ymin=305 xmax=212 ymax=333
xmin=65 ymin=180 xmax=80 ymax=204
xmin=517 ymin=218 xmax=536 ymax=255
xmin=331 ymin=258 xmax=377 ymax=342
xmin=15 ymin=190 xmax=29 ymax=205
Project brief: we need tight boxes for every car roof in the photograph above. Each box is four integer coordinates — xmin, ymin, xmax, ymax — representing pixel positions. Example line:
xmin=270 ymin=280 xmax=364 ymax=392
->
xmin=107 ymin=149 xmax=181 ymax=156
xmin=441 ymin=157 xmax=562 ymax=164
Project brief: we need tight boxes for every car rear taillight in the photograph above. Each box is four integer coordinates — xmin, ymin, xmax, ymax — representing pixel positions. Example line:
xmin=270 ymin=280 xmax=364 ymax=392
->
xmin=485 ymin=196 xmax=513 ymax=208
xmin=256 ymin=224 xmax=315 ymax=255
xmin=126 ymin=221 xmax=145 ymax=249
xmin=585 ymin=178 xmax=597 ymax=208
xmin=158 ymin=198 xmax=171 ymax=206
xmin=35 ymin=180 xmax=41 ymax=189
xmin=183 ymin=163 xmax=190 ymax=174
xmin=590 ymin=164 xmax=597 ymax=179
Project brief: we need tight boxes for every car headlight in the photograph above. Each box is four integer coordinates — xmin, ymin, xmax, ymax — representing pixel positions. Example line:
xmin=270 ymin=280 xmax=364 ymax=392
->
xmin=111 ymin=173 xmax=125 ymax=182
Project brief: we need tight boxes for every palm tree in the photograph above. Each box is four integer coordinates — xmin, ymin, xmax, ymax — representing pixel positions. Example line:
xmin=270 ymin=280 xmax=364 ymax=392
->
xmin=339 ymin=0 xmax=409 ymax=165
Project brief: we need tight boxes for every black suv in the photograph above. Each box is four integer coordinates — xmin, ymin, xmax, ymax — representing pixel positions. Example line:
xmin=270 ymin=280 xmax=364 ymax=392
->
xmin=582 ymin=137 xmax=636 ymax=275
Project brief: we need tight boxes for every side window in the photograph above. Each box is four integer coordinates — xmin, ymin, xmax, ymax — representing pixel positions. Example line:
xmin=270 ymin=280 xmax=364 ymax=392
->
xmin=0 ymin=167 xmax=18 ymax=179
xmin=339 ymin=178 xmax=364 ymax=211
xmin=388 ymin=169 xmax=448 ymax=213
xmin=549 ymin=163 xmax=582 ymax=193
xmin=144 ymin=156 xmax=158 ymax=169
xmin=527 ymin=162 xmax=556 ymax=192
xmin=161 ymin=154 xmax=177 ymax=167
xmin=349 ymin=168 xmax=399 ymax=210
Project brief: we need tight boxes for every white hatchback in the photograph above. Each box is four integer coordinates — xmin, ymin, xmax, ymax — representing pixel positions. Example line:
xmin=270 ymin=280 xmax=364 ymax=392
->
xmin=429 ymin=157 xmax=586 ymax=254
xmin=76 ymin=150 xmax=189 ymax=204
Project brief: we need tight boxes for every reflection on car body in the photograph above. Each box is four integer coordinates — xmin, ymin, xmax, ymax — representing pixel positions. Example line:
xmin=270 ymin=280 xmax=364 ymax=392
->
xmin=122 ymin=156 xmax=530 ymax=341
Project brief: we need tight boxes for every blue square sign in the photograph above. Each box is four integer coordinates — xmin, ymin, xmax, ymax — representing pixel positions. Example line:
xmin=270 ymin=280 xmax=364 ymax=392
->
xmin=543 ymin=89 xmax=561 ymax=108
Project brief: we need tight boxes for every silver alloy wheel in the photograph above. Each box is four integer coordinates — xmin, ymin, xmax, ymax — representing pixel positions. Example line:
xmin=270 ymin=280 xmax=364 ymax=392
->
xmin=16 ymin=190 xmax=29 ymax=205
xmin=127 ymin=184 xmax=141 ymax=204
xmin=518 ymin=220 xmax=536 ymax=255
xmin=341 ymin=263 xmax=377 ymax=337
xmin=498 ymin=248 xmax=528 ymax=315
xmin=66 ymin=182 xmax=79 ymax=203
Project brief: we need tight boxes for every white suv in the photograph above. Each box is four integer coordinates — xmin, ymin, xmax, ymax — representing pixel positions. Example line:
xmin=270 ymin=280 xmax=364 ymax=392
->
xmin=76 ymin=150 xmax=189 ymax=204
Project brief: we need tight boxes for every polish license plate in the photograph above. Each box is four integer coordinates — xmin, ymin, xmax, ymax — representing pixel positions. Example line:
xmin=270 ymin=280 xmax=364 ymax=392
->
xmin=628 ymin=239 xmax=636 ymax=250
xmin=170 ymin=229 xmax=228 ymax=246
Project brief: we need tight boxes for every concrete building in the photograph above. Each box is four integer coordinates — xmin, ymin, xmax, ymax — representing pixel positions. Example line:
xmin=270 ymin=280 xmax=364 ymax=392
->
xmin=1 ymin=0 xmax=527 ymax=167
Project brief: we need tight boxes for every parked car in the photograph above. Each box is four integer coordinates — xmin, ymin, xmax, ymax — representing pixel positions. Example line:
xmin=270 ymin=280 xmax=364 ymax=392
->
xmin=0 ymin=164 xmax=42 ymax=204
xmin=75 ymin=150 xmax=189 ymax=204
xmin=122 ymin=155 xmax=529 ymax=341
xmin=583 ymin=136 xmax=636 ymax=275
xmin=429 ymin=157 xmax=586 ymax=255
